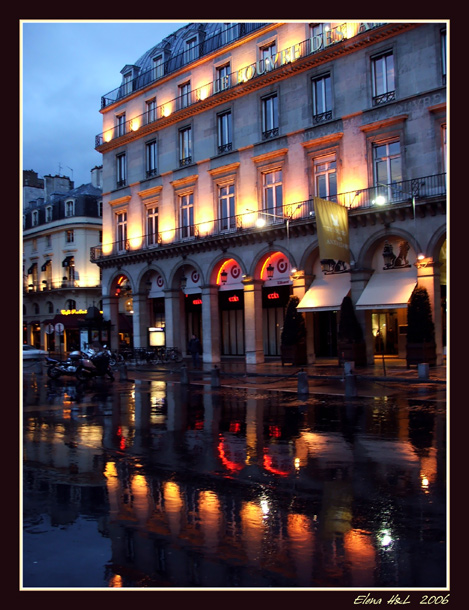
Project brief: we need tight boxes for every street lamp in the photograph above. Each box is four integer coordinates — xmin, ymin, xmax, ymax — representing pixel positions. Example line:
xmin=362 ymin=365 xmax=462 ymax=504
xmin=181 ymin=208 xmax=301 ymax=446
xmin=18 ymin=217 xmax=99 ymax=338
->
xmin=247 ymin=204 xmax=301 ymax=249
xmin=372 ymin=183 xmax=389 ymax=206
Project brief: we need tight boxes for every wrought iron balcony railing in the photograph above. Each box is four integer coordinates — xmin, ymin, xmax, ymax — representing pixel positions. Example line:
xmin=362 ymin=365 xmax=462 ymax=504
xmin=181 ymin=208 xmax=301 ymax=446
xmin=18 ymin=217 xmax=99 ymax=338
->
xmin=90 ymin=173 xmax=446 ymax=263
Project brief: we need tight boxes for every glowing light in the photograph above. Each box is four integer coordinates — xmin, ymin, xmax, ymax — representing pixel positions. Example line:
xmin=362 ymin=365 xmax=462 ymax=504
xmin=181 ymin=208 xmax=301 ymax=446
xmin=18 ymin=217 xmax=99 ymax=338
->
xmin=197 ymin=86 xmax=209 ymax=101
xmin=129 ymin=118 xmax=140 ymax=131
xmin=161 ymin=104 xmax=171 ymax=118
xmin=104 ymin=130 xmax=113 ymax=143
xmin=373 ymin=195 xmax=386 ymax=206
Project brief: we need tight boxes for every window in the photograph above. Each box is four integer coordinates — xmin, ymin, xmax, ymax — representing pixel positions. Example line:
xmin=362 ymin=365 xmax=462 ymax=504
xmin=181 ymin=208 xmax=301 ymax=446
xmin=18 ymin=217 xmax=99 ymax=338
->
xmin=178 ymin=82 xmax=191 ymax=109
xmin=123 ymin=72 xmax=132 ymax=95
xmin=153 ymin=55 xmax=164 ymax=80
xmin=216 ymin=64 xmax=231 ymax=92
xmin=310 ymin=23 xmax=332 ymax=51
xmin=442 ymin=124 xmax=447 ymax=174
xmin=116 ymin=113 xmax=126 ymax=137
xmin=220 ymin=23 xmax=237 ymax=44
xmin=46 ymin=301 xmax=54 ymax=314
xmin=179 ymin=127 xmax=192 ymax=166
xmin=146 ymin=98 xmax=157 ymax=124
xmin=262 ymin=94 xmax=278 ymax=139
xmin=146 ymin=140 xmax=158 ymax=177
xmin=32 ymin=210 xmax=38 ymax=226
xmin=184 ymin=37 xmax=198 ymax=63
xmin=260 ymin=41 xmax=277 ymax=72
xmin=218 ymin=184 xmax=236 ymax=231
xmin=314 ymin=155 xmax=337 ymax=201
xmin=66 ymin=299 xmax=76 ymax=310
xmin=263 ymin=169 xmax=283 ymax=218
xmin=179 ymin=193 xmax=194 ymax=239
xmin=217 ymin=110 xmax=232 ymax=154
xmin=99 ymin=230 xmax=102 ymax=243
xmin=65 ymin=200 xmax=75 ymax=217
xmin=45 ymin=206 xmax=53 ymax=222
xmin=372 ymin=51 xmax=395 ymax=105
xmin=116 ymin=211 xmax=128 ymax=251
xmin=65 ymin=229 xmax=74 ymax=243
xmin=97 ymin=200 xmax=103 ymax=217
xmin=117 ymin=153 xmax=126 ymax=187
xmin=441 ymin=28 xmax=447 ymax=84
xmin=45 ymin=234 xmax=52 ymax=248
xmin=373 ymin=140 xmax=402 ymax=201
xmin=312 ymin=74 xmax=332 ymax=123
xmin=146 ymin=206 xmax=159 ymax=246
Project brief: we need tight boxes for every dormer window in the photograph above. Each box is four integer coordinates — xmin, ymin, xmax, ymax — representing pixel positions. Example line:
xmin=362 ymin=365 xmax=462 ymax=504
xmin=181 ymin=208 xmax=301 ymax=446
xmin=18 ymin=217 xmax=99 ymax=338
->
xmin=119 ymin=65 xmax=140 ymax=97
xmin=31 ymin=210 xmax=38 ymax=226
xmin=45 ymin=205 xmax=53 ymax=222
xmin=123 ymin=71 xmax=132 ymax=95
xmin=65 ymin=200 xmax=75 ymax=217
xmin=153 ymin=54 xmax=164 ymax=80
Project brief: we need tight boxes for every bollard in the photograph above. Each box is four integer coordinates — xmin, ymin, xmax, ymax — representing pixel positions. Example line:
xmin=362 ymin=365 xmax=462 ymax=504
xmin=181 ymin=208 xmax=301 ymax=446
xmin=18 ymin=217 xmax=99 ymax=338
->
xmin=180 ymin=364 xmax=189 ymax=385
xmin=35 ymin=360 xmax=43 ymax=375
xmin=344 ymin=361 xmax=355 ymax=375
xmin=345 ymin=373 xmax=357 ymax=397
xmin=297 ymin=370 xmax=309 ymax=396
xmin=418 ymin=363 xmax=429 ymax=380
xmin=118 ymin=362 xmax=128 ymax=381
xmin=211 ymin=366 xmax=221 ymax=388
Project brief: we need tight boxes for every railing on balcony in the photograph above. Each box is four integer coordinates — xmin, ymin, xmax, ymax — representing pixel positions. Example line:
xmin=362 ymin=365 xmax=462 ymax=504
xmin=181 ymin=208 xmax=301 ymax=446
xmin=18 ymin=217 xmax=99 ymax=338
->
xmin=25 ymin=279 xmax=101 ymax=293
xmin=90 ymin=173 xmax=445 ymax=262
xmin=100 ymin=23 xmax=268 ymax=109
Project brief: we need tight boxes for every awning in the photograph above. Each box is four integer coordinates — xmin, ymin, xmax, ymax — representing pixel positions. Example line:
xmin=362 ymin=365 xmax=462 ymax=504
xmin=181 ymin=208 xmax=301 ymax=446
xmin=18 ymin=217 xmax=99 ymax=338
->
xmin=27 ymin=263 xmax=37 ymax=274
xmin=62 ymin=256 xmax=74 ymax=267
xmin=41 ymin=260 xmax=51 ymax=271
xmin=51 ymin=313 xmax=86 ymax=329
xmin=355 ymin=268 xmax=417 ymax=310
xmin=297 ymin=273 xmax=351 ymax=312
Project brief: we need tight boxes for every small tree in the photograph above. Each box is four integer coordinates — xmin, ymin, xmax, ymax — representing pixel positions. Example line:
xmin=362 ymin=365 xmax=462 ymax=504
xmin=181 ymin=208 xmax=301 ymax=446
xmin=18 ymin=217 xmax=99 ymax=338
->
xmin=281 ymin=295 xmax=306 ymax=346
xmin=338 ymin=296 xmax=364 ymax=344
xmin=407 ymin=286 xmax=435 ymax=343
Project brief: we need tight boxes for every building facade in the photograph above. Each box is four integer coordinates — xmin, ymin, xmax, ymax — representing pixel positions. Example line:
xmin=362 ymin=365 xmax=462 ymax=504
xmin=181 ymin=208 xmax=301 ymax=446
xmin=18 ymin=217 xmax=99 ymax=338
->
xmin=93 ymin=21 xmax=447 ymax=365
xmin=23 ymin=168 xmax=104 ymax=352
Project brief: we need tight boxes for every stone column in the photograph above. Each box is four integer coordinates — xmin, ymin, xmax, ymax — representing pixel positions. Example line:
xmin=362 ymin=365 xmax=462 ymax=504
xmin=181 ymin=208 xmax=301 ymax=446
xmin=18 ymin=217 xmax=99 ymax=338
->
xmin=350 ymin=269 xmax=374 ymax=365
xmin=242 ymin=276 xmax=264 ymax=364
xmin=102 ymin=294 xmax=120 ymax=350
xmin=292 ymin=271 xmax=315 ymax=364
xmin=416 ymin=259 xmax=444 ymax=365
xmin=164 ymin=288 xmax=185 ymax=350
xmin=131 ymin=292 xmax=150 ymax=349
xmin=201 ymin=284 xmax=221 ymax=364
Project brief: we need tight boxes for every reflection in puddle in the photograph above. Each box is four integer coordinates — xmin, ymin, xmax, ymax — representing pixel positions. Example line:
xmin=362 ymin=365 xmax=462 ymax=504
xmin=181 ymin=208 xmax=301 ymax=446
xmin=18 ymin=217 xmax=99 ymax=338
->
xmin=22 ymin=376 xmax=446 ymax=589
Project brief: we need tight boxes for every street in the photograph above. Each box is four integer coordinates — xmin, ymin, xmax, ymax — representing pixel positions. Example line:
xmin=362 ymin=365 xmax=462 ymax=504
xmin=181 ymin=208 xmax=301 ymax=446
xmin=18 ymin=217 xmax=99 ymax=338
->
xmin=22 ymin=363 xmax=447 ymax=590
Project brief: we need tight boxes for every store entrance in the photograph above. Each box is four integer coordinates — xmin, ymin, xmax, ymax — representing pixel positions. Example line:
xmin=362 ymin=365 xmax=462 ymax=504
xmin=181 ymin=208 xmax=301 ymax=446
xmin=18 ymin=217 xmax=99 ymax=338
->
xmin=372 ymin=311 xmax=399 ymax=355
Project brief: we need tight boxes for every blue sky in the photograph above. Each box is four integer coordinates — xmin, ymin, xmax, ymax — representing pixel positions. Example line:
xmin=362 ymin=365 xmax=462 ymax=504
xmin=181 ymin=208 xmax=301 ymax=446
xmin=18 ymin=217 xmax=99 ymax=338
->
xmin=21 ymin=20 xmax=189 ymax=187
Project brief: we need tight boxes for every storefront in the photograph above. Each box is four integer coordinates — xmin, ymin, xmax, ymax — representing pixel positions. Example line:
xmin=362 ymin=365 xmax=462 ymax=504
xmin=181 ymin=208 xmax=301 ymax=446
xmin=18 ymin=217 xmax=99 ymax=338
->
xmin=219 ymin=289 xmax=245 ymax=355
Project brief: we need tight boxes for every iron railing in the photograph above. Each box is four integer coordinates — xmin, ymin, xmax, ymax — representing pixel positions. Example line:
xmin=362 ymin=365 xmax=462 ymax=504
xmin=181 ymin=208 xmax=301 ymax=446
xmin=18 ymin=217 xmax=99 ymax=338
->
xmin=90 ymin=173 xmax=446 ymax=262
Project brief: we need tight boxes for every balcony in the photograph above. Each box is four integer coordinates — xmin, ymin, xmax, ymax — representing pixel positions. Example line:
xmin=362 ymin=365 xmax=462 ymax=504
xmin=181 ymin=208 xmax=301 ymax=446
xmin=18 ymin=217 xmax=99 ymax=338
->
xmin=90 ymin=173 xmax=446 ymax=265
xmin=25 ymin=279 xmax=101 ymax=293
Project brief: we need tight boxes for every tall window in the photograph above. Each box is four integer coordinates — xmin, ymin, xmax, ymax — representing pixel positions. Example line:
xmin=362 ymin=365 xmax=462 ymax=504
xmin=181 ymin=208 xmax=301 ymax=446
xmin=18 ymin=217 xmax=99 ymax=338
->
xmin=310 ymin=23 xmax=331 ymax=51
xmin=373 ymin=140 xmax=402 ymax=200
xmin=312 ymin=73 xmax=332 ymax=123
xmin=372 ymin=51 xmax=395 ymax=105
xmin=116 ymin=113 xmax=126 ymax=137
xmin=146 ymin=98 xmax=156 ymax=124
xmin=314 ymin=155 xmax=337 ymax=201
xmin=219 ymin=184 xmax=236 ymax=231
xmin=260 ymin=41 xmax=277 ymax=72
xmin=65 ymin=230 xmax=74 ymax=243
xmin=263 ymin=169 xmax=283 ymax=218
xmin=123 ymin=71 xmax=132 ymax=95
xmin=116 ymin=211 xmax=127 ymax=251
xmin=178 ymin=82 xmax=191 ymax=109
xmin=220 ymin=23 xmax=237 ymax=45
xmin=146 ymin=140 xmax=158 ymax=177
xmin=153 ymin=55 xmax=164 ymax=80
xmin=65 ymin=200 xmax=75 ymax=217
xmin=217 ymin=110 xmax=232 ymax=154
xmin=45 ymin=206 xmax=53 ymax=222
xmin=262 ymin=94 xmax=278 ymax=139
xmin=180 ymin=193 xmax=194 ymax=239
xmin=216 ymin=64 xmax=231 ymax=92
xmin=179 ymin=127 xmax=192 ymax=166
xmin=32 ymin=210 xmax=38 ymax=226
xmin=184 ymin=37 xmax=198 ymax=63
xmin=117 ymin=153 xmax=126 ymax=187
xmin=45 ymin=234 xmax=51 ymax=248
xmin=146 ymin=206 xmax=159 ymax=246
xmin=441 ymin=28 xmax=447 ymax=84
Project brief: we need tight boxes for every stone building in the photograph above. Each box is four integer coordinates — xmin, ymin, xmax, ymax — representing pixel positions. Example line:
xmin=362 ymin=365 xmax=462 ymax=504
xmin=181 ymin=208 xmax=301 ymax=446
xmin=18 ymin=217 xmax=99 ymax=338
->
xmin=23 ymin=168 xmax=104 ymax=351
xmin=93 ymin=21 xmax=447 ymax=365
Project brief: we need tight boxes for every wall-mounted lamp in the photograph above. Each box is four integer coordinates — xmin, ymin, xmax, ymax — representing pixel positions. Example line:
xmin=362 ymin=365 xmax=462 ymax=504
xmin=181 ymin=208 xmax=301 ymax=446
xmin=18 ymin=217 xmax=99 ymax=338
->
xmin=266 ymin=263 xmax=275 ymax=279
xmin=220 ymin=269 xmax=228 ymax=284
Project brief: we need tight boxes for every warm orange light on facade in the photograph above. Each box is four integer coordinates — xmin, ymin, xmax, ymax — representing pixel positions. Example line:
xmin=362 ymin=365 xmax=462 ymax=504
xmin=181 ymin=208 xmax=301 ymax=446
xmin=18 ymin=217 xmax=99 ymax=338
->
xmin=161 ymin=104 xmax=172 ymax=118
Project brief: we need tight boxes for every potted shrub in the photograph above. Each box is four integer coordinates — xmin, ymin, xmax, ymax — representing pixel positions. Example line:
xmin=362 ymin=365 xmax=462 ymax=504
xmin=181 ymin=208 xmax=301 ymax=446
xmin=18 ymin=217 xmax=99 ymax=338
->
xmin=280 ymin=295 xmax=307 ymax=365
xmin=406 ymin=285 xmax=436 ymax=366
xmin=337 ymin=295 xmax=367 ymax=366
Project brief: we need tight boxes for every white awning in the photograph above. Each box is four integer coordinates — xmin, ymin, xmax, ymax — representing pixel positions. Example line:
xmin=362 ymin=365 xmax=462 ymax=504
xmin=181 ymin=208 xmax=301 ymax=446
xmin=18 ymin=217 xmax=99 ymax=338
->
xmin=356 ymin=268 xmax=417 ymax=310
xmin=297 ymin=273 xmax=351 ymax=312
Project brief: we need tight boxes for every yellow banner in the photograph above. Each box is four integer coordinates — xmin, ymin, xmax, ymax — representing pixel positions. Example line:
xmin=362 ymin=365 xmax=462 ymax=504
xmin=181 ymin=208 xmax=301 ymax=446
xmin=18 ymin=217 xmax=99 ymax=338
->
xmin=315 ymin=197 xmax=350 ymax=263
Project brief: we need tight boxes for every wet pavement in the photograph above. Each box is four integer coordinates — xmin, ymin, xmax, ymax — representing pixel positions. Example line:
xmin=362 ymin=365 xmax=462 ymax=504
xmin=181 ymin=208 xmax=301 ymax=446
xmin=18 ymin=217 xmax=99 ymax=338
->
xmin=21 ymin=357 xmax=447 ymax=591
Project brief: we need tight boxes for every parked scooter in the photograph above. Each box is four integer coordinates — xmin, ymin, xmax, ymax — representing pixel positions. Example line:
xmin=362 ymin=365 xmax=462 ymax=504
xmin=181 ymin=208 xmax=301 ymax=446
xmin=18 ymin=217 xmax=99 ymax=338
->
xmin=46 ymin=351 xmax=82 ymax=379
xmin=75 ymin=348 xmax=115 ymax=381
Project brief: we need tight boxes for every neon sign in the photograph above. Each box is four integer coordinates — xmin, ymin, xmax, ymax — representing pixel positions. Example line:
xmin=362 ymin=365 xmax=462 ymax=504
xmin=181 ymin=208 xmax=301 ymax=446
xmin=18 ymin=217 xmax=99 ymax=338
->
xmin=228 ymin=295 xmax=239 ymax=302
xmin=193 ymin=299 xmax=202 ymax=305
xmin=267 ymin=292 xmax=279 ymax=300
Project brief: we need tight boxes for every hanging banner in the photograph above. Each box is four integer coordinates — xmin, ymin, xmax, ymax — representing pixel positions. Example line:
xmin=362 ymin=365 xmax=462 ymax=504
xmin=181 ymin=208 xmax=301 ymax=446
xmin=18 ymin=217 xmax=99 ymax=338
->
xmin=315 ymin=197 xmax=350 ymax=264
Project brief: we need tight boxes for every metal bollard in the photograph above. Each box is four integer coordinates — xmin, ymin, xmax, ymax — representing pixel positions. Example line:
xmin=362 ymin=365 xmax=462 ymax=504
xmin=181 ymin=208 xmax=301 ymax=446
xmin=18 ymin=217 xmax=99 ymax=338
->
xmin=211 ymin=366 xmax=221 ymax=388
xmin=297 ymin=370 xmax=309 ymax=395
xmin=118 ymin=362 xmax=128 ymax=381
xmin=418 ymin=363 xmax=429 ymax=380
xmin=180 ymin=364 xmax=189 ymax=385
xmin=345 ymin=373 xmax=357 ymax=397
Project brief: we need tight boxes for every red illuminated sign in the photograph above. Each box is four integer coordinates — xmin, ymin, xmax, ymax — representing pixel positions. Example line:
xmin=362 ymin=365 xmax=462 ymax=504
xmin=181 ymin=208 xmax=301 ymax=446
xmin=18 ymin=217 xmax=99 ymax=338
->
xmin=267 ymin=292 xmax=279 ymax=299
xmin=193 ymin=299 xmax=202 ymax=305
xmin=228 ymin=295 xmax=239 ymax=302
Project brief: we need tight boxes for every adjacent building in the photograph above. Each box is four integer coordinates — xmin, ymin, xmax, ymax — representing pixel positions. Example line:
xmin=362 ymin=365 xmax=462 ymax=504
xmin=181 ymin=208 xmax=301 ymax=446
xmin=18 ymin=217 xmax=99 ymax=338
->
xmin=23 ymin=168 xmax=104 ymax=352
xmin=93 ymin=21 xmax=447 ymax=365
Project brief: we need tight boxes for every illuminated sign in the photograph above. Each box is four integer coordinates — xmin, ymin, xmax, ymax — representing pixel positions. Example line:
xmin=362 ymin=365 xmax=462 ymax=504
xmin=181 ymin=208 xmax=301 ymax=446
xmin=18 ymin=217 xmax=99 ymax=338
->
xmin=267 ymin=292 xmax=279 ymax=300
xmin=60 ymin=309 xmax=103 ymax=315
xmin=228 ymin=295 xmax=239 ymax=302
xmin=193 ymin=299 xmax=202 ymax=305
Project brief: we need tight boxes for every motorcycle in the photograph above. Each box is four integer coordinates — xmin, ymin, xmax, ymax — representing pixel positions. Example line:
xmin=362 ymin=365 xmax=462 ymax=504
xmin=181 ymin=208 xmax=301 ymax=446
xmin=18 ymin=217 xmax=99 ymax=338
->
xmin=46 ymin=350 xmax=82 ymax=379
xmin=75 ymin=349 xmax=115 ymax=381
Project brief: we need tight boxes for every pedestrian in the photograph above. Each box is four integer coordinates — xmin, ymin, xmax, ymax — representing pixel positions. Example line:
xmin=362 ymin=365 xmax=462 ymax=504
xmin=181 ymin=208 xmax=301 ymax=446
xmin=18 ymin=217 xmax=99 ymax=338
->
xmin=188 ymin=334 xmax=201 ymax=367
